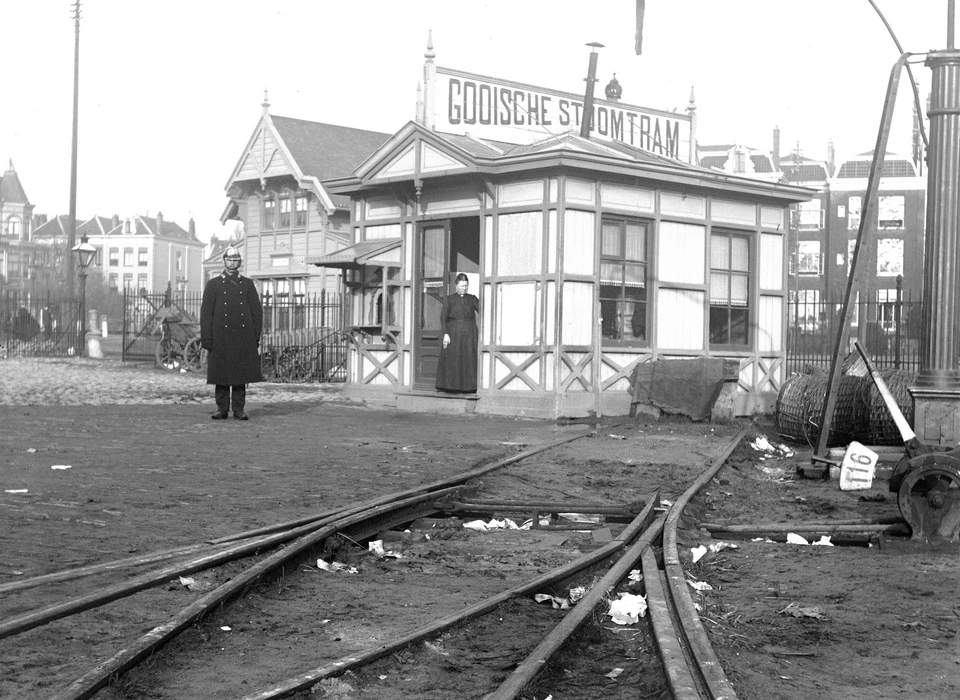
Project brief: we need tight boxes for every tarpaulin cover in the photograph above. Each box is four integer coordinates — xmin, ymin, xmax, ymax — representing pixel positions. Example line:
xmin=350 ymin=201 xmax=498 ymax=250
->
xmin=630 ymin=358 xmax=735 ymax=421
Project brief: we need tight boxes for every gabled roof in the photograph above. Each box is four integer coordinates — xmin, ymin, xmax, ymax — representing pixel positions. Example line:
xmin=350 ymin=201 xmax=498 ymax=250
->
xmin=225 ymin=111 xmax=391 ymax=216
xmin=32 ymin=215 xmax=69 ymax=240
xmin=271 ymin=116 xmax=391 ymax=184
xmin=0 ymin=160 xmax=29 ymax=204
xmin=330 ymin=122 xmax=812 ymax=204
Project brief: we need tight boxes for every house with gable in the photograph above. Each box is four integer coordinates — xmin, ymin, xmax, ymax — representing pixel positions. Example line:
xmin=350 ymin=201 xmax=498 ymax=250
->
xmin=0 ymin=160 xmax=36 ymax=292
xmin=220 ymin=95 xmax=390 ymax=329
xmin=32 ymin=212 xmax=205 ymax=294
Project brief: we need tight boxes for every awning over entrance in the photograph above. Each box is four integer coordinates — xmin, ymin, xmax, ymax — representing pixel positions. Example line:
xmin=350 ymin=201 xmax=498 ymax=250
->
xmin=308 ymin=238 xmax=402 ymax=269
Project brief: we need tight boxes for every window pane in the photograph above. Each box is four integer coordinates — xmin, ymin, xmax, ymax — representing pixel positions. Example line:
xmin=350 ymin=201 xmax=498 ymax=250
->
xmin=626 ymin=301 xmax=646 ymax=340
xmin=710 ymin=271 xmax=728 ymax=303
xmin=711 ymin=234 xmax=729 ymax=268
xmin=625 ymin=224 xmax=645 ymax=261
xmin=623 ymin=262 xmax=645 ymax=288
xmin=600 ymin=298 xmax=619 ymax=339
xmin=731 ymin=237 xmax=749 ymax=271
xmin=600 ymin=262 xmax=622 ymax=284
xmin=709 ymin=308 xmax=727 ymax=343
xmin=730 ymin=274 xmax=748 ymax=305
xmin=601 ymin=223 xmax=621 ymax=256
xmin=729 ymin=308 xmax=749 ymax=344
xmin=423 ymin=227 xmax=444 ymax=278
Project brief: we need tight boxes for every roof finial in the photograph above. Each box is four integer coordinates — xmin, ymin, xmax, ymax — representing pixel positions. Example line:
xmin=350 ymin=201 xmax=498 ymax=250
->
xmin=6 ymin=158 xmax=14 ymax=172
xmin=425 ymin=30 xmax=435 ymax=61
xmin=262 ymin=89 xmax=270 ymax=115
xmin=686 ymin=85 xmax=697 ymax=113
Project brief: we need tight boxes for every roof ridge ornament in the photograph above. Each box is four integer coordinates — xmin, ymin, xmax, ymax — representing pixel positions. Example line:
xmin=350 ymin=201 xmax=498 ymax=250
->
xmin=262 ymin=89 xmax=270 ymax=115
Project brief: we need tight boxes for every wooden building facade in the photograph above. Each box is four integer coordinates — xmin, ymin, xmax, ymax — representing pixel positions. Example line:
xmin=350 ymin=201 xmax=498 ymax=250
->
xmin=321 ymin=121 xmax=812 ymax=418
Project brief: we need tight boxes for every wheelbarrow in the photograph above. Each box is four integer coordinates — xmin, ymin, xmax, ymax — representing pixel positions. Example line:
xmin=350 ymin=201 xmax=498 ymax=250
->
xmin=854 ymin=341 xmax=960 ymax=543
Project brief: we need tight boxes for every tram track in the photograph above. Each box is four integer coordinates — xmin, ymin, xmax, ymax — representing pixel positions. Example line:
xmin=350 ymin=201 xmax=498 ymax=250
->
xmin=3 ymin=426 xmax=749 ymax=700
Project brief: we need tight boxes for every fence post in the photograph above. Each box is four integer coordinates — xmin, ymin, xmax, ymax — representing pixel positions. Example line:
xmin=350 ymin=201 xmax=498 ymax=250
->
xmin=894 ymin=274 xmax=903 ymax=370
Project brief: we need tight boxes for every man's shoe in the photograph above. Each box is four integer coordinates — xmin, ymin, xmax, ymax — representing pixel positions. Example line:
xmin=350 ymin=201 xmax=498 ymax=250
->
xmin=211 ymin=412 xmax=228 ymax=420
xmin=233 ymin=412 xmax=248 ymax=421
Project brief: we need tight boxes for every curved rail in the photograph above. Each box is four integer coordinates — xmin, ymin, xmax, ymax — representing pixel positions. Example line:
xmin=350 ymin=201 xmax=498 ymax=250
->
xmin=40 ymin=430 xmax=589 ymax=700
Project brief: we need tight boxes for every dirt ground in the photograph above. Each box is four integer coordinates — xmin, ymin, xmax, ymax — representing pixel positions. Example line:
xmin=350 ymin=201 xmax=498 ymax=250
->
xmin=1 ymin=359 xmax=958 ymax=699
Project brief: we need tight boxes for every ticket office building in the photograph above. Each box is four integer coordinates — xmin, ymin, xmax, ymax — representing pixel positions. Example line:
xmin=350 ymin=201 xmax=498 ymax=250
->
xmin=322 ymin=122 xmax=811 ymax=418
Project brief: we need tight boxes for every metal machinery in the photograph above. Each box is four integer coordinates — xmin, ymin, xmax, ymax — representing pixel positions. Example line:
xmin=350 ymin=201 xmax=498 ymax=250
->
xmin=856 ymin=342 xmax=960 ymax=543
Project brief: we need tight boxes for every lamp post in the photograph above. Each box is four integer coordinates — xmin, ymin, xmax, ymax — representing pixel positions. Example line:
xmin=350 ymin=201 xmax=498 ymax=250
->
xmin=71 ymin=235 xmax=96 ymax=357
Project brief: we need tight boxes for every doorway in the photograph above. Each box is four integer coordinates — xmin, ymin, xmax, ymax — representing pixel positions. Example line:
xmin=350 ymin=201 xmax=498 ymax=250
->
xmin=413 ymin=217 xmax=481 ymax=390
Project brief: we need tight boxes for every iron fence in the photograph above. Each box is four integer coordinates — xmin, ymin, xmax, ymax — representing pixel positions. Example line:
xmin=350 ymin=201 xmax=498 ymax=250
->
xmin=122 ymin=287 xmax=346 ymax=382
xmin=0 ymin=291 xmax=82 ymax=358
xmin=786 ymin=291 xmax=922 ymax=374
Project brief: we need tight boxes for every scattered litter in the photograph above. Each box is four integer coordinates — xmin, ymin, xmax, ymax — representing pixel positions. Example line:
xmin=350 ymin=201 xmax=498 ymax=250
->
xmin=608 ymin=434 xmax=626 ymax=440
xmin=220 ymin=626 xmax=231 ymax=631
xmin=535 ymin=593 xmax=571 ymax=610
xmin=27 ymin=448 xmax=37 ymax=453
xmin=812 ymin=536 xmax=834 ymax=546
xmin=752 ymin=537 xmax=776 ymax=543
xmin=4 ymin=489 xmax=28 ymax=494
xmin=786 ymin=533 xmax=809 ymax=545
xmin=535 ymin=585 xmax=586 ymax=610
xmin=605 ymin=667 xmax=624 ymax=679
xmin=368 ymin=540 xmax=403 ymax=559
xmin=749 ymin=436 xmax=796 ymax=460
xmin=778 ymin=602 xmax=826 ymax=620
xmin=627 ymin=569 xmax=642 ymax=584
xmin=687 ymin=578 xmax=713 ymax=592
xmin=463 ymin=517 xmax=522 ymax=531
xmin=691 ymin=541 xmax=739 ymax=563
xmin=316 ymin=558 xmax=358 ymax=574
xmin=51 ymin=465 xmax=72 ymax=470
xmin=178 ymin=575 xmax=212 ymax=591
xmin=608 ymin=592 xmax=647 ymax=624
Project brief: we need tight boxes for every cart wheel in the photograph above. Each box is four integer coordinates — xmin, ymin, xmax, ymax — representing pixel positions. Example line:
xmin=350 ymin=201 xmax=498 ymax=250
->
xmin=184 ymin=338 xmax=206 ymax=371
xmin=156 ymin=338 xmax=182 ymax=371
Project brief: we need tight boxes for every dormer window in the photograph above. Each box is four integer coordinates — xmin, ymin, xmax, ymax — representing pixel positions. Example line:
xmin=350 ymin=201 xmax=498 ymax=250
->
xmin=124 ymin=220 xmax=133 ymax=234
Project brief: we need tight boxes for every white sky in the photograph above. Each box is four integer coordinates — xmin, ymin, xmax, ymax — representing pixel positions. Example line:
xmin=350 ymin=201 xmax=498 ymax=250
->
xmin=0 ymin=1 xmax=953 ymax=245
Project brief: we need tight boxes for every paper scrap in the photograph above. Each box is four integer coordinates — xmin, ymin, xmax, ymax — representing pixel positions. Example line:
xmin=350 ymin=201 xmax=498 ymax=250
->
xmin=786 ymin=533 xmax=809 ymax=545
xmin=608 ymin=592 xmax=647 ymax=624
xmin=51 ymin=465 xmax=72 ymax=470
xmin=316 ymin=558 xmax=358 ymax=574
xmin=4 ymin=489 xmax=28 ymax=494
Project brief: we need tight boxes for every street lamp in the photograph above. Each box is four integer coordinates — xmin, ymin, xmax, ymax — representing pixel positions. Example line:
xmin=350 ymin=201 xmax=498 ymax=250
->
xmin=71 ymin=234 xmax=96 ymax=356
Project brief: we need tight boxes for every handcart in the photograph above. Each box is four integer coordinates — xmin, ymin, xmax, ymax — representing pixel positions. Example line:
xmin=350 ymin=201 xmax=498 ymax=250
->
xmin=155 ymin=310 xmax=206 ymax=372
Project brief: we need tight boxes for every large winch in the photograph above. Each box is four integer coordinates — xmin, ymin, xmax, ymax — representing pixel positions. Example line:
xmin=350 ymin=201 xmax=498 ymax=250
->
xmin=856 ymin=342 xmax=960 ymax=544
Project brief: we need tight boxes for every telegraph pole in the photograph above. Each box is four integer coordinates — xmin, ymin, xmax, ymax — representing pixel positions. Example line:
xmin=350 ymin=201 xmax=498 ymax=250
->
xmin=67 ymin=0 xmax=81 ymax=296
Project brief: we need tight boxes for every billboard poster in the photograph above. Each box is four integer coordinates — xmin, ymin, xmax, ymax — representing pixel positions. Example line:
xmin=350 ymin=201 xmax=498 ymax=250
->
xmin=431 ymin=67 xmax=693 ymax=163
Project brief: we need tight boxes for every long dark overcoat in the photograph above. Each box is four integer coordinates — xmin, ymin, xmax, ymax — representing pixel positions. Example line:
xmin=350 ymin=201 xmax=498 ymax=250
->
xmin=200 ymin=272 xmax=264 ymax=385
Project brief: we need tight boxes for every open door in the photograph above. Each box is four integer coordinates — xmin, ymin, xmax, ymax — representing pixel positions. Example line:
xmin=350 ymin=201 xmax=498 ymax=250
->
xmin=414 ymin=217 xmax=480 ymax=390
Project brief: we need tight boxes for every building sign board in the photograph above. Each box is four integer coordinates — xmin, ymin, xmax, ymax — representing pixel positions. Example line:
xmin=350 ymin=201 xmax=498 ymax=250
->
xmin=432 ymin=67 xmax=693 ymax=163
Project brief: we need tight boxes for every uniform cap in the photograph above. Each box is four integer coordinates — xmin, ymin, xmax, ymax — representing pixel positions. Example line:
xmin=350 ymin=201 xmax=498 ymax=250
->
xmin=223 ymin=246 xmax=241 ymax=259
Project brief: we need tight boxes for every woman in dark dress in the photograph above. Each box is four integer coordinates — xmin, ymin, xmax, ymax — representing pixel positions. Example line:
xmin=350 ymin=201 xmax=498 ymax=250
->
xmin=436 ymin=273 xmax=480 ymax=393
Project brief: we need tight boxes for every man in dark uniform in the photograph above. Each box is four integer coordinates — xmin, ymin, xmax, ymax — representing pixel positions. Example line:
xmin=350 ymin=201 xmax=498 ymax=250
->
xmin=200 ymin=246 xmax=263 ymax=420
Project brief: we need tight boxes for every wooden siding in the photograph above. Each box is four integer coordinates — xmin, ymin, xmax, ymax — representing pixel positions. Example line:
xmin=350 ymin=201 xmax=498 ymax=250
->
xmin=657 ymin=288 xmax=705 ymax=350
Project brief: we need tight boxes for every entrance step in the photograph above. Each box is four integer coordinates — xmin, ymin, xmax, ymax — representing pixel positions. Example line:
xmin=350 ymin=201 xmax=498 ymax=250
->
xmin=396 ymin=390 xmax=479 ymax=414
